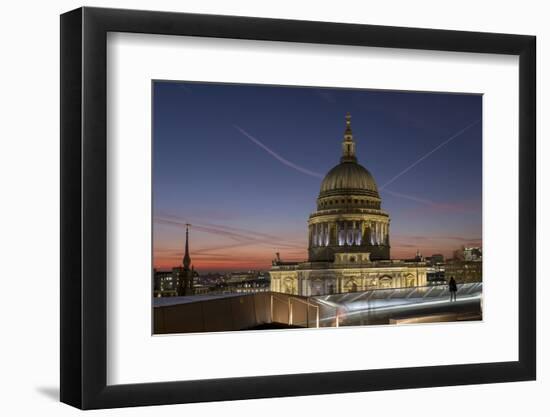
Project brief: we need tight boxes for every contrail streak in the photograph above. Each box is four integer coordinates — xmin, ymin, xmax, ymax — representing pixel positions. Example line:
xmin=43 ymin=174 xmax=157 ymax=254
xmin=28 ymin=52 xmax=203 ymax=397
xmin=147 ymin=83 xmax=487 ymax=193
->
xmin=234 ymin=125 xmax=323 ymax=178
xmin=155 ymin=217 xmax=304 ymax=250
xmin=157 ymin=214 xmax=303 ymax=245
xmin=382 ymin=189 xmax=438 ymax=206
xmin=379 ymin=119 xmax=481 ymax=190
xmin=382 ymin=189 xmax=479 ymax=214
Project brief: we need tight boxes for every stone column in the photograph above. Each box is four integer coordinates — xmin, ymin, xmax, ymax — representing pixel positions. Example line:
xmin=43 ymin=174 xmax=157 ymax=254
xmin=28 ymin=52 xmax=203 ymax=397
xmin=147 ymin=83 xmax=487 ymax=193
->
xmin=314 ymin=224 xmax=319 ymax=247
xmin=344 ymin=221 xmax=348 ymax=246
xmin=356 ymin=221 xmax=362 ymax=245
xmin=317 ymin=223 xmax=322 ymax=247
xmin=368 ymin=222 xmax=372 ymax=245
xmin=371 ymin=222 xmax=375 ymax=245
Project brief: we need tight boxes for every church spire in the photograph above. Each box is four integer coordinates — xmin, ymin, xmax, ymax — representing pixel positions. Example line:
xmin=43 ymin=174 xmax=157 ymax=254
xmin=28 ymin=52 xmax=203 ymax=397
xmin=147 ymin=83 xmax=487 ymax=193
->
xmin=341 ymin=112 xmax=357 ymax=163
xmin=183 ymin=223 xmax=191 ymax=270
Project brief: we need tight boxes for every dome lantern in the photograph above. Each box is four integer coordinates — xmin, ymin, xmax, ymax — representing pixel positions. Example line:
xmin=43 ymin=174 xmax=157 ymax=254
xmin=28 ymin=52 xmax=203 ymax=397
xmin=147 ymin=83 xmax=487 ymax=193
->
xmin=318 ymin=114 xmax=379 ymax=198
xmin=341 ymin=112 xmax=357 ymax=163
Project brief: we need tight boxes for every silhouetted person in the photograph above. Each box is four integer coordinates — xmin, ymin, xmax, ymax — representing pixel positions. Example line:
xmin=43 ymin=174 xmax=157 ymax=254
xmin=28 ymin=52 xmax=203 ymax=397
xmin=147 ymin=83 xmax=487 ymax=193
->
xmin=449 ymin=277 xmax=457 ymax=302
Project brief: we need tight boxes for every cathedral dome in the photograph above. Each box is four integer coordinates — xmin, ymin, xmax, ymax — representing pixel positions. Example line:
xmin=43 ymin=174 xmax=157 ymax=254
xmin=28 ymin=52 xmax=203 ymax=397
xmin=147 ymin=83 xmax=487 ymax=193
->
xmin=318 ymin=113 xmax=379 ymax=198
xmin=308 ymin=113 xmax=390 ymax=264
xmin=320 ymin=162 xmax=379 ymax=197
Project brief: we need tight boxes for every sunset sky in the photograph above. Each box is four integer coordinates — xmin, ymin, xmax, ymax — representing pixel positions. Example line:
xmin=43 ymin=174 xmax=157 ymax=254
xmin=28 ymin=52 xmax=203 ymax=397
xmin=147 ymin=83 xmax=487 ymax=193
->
xmin=153 ymin=81 xmax=482 ymax=272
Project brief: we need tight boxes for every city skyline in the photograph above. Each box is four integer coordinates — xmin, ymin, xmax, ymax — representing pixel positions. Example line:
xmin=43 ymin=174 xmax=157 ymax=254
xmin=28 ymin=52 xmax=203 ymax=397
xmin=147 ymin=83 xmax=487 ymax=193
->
xmin=153 ymin=81 xmax=482 ymax=272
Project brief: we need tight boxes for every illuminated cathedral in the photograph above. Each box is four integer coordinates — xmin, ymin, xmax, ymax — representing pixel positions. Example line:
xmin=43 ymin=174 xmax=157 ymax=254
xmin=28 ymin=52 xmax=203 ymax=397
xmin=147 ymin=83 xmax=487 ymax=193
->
xmin=270 ymin=114 xmax=427 ymax=296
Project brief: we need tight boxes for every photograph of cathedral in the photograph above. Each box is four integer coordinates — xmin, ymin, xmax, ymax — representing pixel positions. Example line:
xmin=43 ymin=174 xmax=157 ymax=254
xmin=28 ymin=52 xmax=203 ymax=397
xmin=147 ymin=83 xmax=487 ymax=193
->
xmin=152 ymin=81 xmax=483 ymax=334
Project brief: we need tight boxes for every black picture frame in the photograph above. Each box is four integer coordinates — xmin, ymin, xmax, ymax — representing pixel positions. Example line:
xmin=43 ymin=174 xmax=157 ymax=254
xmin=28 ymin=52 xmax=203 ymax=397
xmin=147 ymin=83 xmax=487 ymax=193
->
xmin=60 ymin=6 xmax=536 ymax=410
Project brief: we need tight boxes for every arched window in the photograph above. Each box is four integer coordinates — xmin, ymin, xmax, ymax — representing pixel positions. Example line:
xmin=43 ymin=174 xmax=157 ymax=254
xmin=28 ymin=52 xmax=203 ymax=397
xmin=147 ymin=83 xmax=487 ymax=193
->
xmin=379 ymin=276 xmax=393 ymax=289
xmin=405 ymin=275 xmax=416 ymax=287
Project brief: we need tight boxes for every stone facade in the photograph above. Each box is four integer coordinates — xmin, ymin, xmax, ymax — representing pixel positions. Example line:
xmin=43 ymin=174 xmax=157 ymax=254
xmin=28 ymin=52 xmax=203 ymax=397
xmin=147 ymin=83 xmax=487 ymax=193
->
xmin=270 ymin=257 xmax=427 ymax=296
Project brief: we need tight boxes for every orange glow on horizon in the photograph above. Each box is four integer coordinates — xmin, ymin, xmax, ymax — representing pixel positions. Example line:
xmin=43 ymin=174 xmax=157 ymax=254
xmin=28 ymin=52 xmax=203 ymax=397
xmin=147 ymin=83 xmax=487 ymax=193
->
xmin=153 ymin=239 xmax=481 ymax=272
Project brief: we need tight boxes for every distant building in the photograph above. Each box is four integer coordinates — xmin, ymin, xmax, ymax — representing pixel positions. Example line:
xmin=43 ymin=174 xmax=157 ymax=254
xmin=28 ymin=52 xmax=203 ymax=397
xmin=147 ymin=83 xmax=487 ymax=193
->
xmin=426 ymin=254 xmax=445 ymax=264
xmin=426 ymin=265 xmax=446 ymax=285
xmin=153 ymin=224 xmax=197 ymax=297
xmin=425 ymin=254 xmax=446 ymax=284
xmin=153 ymin=269 xmax=178 ymax=297
xmin=154 ymin=267 xmax=200 ymax=298
xmin=464 ymin=247 xmax=482 ymax=262
xmin=196 ymin=273 xmax=224 ymax=286
xmin=217 ymin=271 xmax=270 ymax=293
xmin=445 ymin=260 xmax=482 ymax=283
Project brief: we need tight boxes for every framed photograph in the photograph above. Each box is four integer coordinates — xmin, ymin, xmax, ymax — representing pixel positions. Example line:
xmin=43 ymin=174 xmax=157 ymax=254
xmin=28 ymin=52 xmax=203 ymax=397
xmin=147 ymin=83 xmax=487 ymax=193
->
xmin=60 ymin=6 xmax=536 ymax=409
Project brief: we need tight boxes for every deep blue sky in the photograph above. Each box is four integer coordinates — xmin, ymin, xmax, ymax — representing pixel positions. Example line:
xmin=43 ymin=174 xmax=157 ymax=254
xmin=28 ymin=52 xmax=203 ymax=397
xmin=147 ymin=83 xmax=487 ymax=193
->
xmin=153 ymin=81 xmax=482 ymax=272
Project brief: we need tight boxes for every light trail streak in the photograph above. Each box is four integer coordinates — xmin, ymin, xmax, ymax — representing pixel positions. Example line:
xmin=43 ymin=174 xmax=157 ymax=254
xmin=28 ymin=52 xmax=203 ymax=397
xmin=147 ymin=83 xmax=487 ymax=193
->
xmin=317 ymin=294 xmax=481 ymax=324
